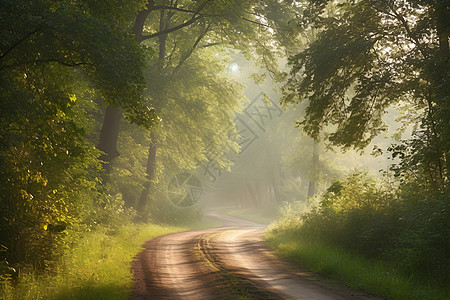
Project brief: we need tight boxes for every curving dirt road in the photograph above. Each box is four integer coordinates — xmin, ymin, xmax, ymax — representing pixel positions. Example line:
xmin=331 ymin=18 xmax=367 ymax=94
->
xmin=132 ymin=211 xmax=381 ymax=299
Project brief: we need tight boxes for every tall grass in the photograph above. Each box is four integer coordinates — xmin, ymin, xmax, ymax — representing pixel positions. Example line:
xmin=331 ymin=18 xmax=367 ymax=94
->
xmin=1 ymin=223 xmax=186 ymax=300
xmin=265 ymin=227 xmax=449 ymax=300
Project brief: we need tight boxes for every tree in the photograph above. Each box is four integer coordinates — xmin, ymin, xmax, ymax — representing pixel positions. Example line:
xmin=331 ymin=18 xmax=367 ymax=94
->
xmin=282 ymin=0 xmax=449 ymax=189
xmin=0 ymin=0 xmax=153 ymax=271
xmin=308 ymin=141 xmax=320 ymax=198
xmin=118 ymin=0 xmax=306 ymax=212
xmin=98 ymin=0 xmax=305 ymax=165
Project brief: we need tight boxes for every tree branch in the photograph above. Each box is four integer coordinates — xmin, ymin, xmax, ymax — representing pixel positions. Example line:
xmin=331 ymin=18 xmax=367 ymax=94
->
xmin=153 ymin=5 xmax=201 ymax=15
xmin=0 ymin=28 xmax=40 ymax=61
xmin=173 ymin=24 xmax=211 ymax=73
xmin=0 ymin=59 xmax=94 ymax=71
xmin=141 ymin=15 xmax=203 ymax=41
xmin=387 ymin=4 xmax=428 ymax=58
xmin=201 ymin=42 xmax=222 ymax=48
xmin=242 ymin=17 xmax=271 ymax=29
xmin=132 ymin=0 xmax=157 ymax=43
xmin=139 ymin=0 xmax=214 ymax=42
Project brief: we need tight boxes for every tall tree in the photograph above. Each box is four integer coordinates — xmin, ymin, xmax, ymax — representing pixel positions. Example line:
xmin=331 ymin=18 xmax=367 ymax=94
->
xmin=98 ymin=0 xmax=304 ymax=164
xmin=98 ymin=0 xmax=216 ymax=164
xmin=122 ymin=0 xmax=305 ymax=211
xmin=308 ymin=142 xmax=319 ymax=198
xmin=282 ymin=0 xmax=450 ymax=189
xmin=0 ymin=0 xmax=153 ymax=270
xmin=136 ymin=44 xmax=244 ymax=211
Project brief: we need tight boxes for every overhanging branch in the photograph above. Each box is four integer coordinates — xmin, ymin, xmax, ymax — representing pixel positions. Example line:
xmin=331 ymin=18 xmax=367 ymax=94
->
xmin=137 ymin=0 xmax=213 ymax=42
xmin=0 ymin=59 xmax=94 ymax=71
xmin=141 ymin=15 xmax=203 ymax=41
xmin=0 ymin=28 xmax=40 ymax=61
xmin=242 ymin=17 xmax=271 ymax=29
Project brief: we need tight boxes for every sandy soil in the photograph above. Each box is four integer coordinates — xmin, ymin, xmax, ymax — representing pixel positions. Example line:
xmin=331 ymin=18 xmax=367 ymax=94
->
xmin=131 ymin=211 xmax=382 ymax=299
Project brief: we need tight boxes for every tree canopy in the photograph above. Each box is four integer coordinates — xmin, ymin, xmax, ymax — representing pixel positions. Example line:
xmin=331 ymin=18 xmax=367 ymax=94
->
xmin=0 ymin=0 xmax=155 ymax=269
xmin=282 ymin=0 xmax=449 ymax=188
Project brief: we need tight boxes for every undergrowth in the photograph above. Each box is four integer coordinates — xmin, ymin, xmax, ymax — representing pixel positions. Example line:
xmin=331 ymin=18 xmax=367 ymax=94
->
xmin=266 ymin=172 xmax=450 ymax=300
xmin=265 ymin=227 xmax=449 ymax=300
xmin=1 ymin=223 xmax=186 ymax=300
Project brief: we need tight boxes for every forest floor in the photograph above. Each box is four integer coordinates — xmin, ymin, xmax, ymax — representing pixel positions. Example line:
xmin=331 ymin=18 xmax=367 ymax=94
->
xmin=131 ymin=211 xmax=381 ymax=299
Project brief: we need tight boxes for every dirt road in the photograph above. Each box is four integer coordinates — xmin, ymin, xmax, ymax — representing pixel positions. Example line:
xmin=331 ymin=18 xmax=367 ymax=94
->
xmin=132 ymin=212 xmax=380 ymax=299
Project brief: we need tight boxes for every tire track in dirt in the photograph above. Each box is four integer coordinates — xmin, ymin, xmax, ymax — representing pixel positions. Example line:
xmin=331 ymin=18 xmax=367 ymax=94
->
xmin=132 ymin=212 xmax=382 ymax=299
xmin=132 ymin=229 xmax=227 ymax=299
xmin=196 ymin=231 xmax=281 ymax=299
xmin=208 ymin=228 xmax=381 ymax=300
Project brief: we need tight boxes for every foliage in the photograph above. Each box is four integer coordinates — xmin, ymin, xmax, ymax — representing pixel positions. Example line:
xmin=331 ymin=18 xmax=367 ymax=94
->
xmin=277 ymin=3 xmax=450 ymax=289
xmin=145 ymin=46 xmax=245 ymax=172
xmin=388 ymin=127 xmax=448 ymax=191
xmin=0 ymin=0 xmax=156 ymax=126
xmin=0 ymin=223 xmax=186 ymax=300
xmin=275 ymin=172 xmax=450 ymax=284
xmin=282 ymin=0 xmax=449 ymax=189
xmin=276 ymin=1 xmax=450 ymax=292
xmin=137 ymin=0 xmax=301 ymax=72
xmin=0 ymin=0 xmax=154 ymax=278
xmin=265 ymin=227 xmax=450 ymax=300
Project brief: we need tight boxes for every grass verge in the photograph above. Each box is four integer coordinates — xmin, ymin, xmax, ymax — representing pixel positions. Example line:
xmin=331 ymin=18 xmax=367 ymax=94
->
xmin=265 ymin=228 xmax=449 ymax=300
xmin=1 ymin=222 xmax=191 ymax=300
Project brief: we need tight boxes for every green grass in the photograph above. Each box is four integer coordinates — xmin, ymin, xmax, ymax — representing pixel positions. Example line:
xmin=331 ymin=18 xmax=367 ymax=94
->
xmin=265 ymin=228 xmax=449 ymax=300
xmin=1 ymin=222 xmax=189 ymax=300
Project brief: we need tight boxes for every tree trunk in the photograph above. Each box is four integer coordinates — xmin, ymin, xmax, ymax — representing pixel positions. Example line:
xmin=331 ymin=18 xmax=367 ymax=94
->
xmin=137 ymin=131 xmax=158 ymax=211
xmin=265 ymin=146 xmax=281 ymax=203
xmin=137 ymin=10 xmax=169 ymax=210
xmin=435 ymin=5 xmax=450 ymax=184
xmin=308 ymin=142 xmax=319 ymax=198
xmin=97 ymin=106 xmax=122 ymax=170
xmin=96 ymin=3 xmax=156 ymax=167
xmin=246 ymin=182 xmax=259 ymax=208
xmin=435 ymin=4 xmax=449 ymax=63
xmin=271 ymin=180 xmax=280 ymax=203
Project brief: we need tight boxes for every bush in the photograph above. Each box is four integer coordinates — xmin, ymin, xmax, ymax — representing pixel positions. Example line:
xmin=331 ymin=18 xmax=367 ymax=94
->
xmin=278 ymin=172 xmax=450 ymax=284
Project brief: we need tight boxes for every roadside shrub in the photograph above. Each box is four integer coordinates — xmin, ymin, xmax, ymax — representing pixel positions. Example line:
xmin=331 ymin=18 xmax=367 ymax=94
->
xmin=279 ymin=172 xmax=450 ymax=283
xmin=393 ymin=183 xmax=450 ymax=281
xmin=148 ymin=194 xmax=202 ymax=225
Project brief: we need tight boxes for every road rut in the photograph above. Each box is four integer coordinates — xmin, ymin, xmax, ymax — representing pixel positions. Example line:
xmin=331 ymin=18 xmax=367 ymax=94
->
xmin=132 ymin=212 xmax=381 ymax=299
